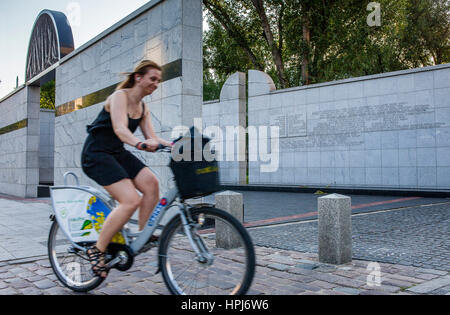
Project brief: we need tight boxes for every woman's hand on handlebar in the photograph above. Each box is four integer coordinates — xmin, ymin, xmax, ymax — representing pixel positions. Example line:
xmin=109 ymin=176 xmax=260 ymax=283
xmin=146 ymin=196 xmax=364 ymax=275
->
xmin=159 ymin=139 xmax=174 ymax=148
xmin=137 ymin=139 xmax=173 ymax=152
xmin=142 ymin=139 xmax=160 ymax=152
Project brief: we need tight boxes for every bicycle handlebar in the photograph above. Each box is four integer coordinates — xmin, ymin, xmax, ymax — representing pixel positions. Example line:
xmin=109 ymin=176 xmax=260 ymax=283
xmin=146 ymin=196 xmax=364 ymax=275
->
xmin=140 ymin=143 xmax=171 ymax=152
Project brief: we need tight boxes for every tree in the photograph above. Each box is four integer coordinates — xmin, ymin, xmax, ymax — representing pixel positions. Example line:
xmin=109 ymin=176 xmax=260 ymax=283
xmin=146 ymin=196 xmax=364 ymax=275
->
xmin=399 ymin=0 xmax=450 ymax=66
xmin=203 ymin=0 xmax=265 ymax=71
xmin=251 ymin=0 xmax=288 ymax=87
xmin=202 ymin=0 xmax=450 ymax=98
xmin=40 ymin=80 xmax=55 ymax=110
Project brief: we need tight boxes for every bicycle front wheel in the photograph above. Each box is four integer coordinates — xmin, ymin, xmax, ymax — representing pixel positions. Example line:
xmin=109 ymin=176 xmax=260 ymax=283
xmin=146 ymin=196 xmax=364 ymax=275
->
xmin=48 ymin=220 xmax=104 ymax=292
xmin=158 ymin=207 xmax=255 ymax=295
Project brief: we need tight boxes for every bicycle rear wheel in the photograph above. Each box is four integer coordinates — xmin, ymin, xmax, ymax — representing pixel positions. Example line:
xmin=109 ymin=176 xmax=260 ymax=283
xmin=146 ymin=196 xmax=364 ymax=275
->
xmin=158 ymin=207 xmax=255 ymax=295
xmin=48 ymin=220 xmax=104 ymax=292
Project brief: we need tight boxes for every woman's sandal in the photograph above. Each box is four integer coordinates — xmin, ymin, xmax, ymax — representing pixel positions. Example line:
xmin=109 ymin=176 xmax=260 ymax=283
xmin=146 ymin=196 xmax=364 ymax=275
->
xmin=87 ymin=246 xmax=109 ymax=279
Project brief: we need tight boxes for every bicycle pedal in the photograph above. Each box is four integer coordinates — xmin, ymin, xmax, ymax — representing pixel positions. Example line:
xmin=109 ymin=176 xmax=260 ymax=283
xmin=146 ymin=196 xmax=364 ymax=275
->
xmin=107 ymin=256 xmax=123 ymax=268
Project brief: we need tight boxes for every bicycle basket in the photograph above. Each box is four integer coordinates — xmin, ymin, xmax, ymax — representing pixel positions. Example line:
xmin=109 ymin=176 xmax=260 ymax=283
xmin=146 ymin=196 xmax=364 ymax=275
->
xmin=170 ymin=128 xmax=220 ymax=199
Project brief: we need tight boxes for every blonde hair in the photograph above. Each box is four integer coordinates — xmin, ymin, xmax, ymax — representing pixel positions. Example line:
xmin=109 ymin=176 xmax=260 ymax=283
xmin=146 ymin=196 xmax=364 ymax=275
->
xmin=116 ymin=60 xmax=162 ymax=91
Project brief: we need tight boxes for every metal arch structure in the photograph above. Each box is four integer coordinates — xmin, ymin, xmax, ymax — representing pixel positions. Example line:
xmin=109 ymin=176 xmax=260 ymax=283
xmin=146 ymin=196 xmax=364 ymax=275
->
xmin=25 ymin=10 xmax=75 ymax=83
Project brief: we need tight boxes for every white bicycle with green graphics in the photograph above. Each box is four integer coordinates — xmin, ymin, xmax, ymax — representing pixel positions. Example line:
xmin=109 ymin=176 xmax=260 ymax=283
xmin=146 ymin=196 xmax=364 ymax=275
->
xmin=47 ymin=142 xmax=255 ymax=295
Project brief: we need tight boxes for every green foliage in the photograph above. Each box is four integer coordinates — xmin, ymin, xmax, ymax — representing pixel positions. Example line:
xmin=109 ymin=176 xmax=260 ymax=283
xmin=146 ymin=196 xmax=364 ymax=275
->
xmin=204 ymin=73 xmax=226 ymax=101
xmin=40 ymin=80 xmax=55 ymax=110
xmin=399 ymin=0 xmax=450 ymax=66
xmin=203 ymin=0 xmax=450 ymax=95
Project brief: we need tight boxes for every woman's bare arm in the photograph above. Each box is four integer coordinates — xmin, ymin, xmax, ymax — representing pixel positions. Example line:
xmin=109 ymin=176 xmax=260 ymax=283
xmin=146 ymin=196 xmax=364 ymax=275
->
xmin=109 ymin=90 xmax=142 ymax=147
xmin=140 ymin=104 xmax=172 ymax=147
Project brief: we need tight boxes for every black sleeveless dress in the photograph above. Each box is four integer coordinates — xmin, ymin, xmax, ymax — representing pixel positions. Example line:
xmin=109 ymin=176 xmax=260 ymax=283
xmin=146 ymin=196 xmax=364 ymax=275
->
xmin=81 ymin=102 xmax=147 ymax=186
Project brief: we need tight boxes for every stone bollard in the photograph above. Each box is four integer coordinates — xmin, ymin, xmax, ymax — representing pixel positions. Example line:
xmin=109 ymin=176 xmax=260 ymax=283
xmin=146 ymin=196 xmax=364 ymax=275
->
xmin=318 ymin=194 xmax=352 ymax=265
xmin=215 ymin=191 xmax=244 ymax=249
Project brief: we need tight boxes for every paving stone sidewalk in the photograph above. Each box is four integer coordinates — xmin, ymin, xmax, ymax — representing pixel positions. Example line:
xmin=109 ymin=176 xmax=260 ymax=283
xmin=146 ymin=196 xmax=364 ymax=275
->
xmin=249 ymin=203 xmax=450 ymax=272
xmin=0 ymin=198 xmax=51 ymax=262
xmin=0 ymin=194 xmax=449 ymax=295
xmin=0 ymin=246 xmax=449 ymax=295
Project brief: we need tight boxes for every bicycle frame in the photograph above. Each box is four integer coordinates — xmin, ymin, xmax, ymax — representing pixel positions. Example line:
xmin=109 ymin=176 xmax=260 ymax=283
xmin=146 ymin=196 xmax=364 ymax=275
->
xmin=50 ymin=172 xmax=208 ymax=261
xmin=49 ymin=168 xmax=255 ymax=295
xmin=129 ymin=186 xmax=179 ymax=254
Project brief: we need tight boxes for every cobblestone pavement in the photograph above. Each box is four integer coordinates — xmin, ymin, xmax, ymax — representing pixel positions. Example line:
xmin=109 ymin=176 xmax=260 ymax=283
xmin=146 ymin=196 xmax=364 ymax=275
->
xmin=249 ymin=203 xmax=450 ymax=272
xmin=204 ymin=191 xmax=450 ymax=223
xmin=0 ymin=194 xmax=449 ymax=295
xmin=0 ymin=198 xmax=51 ymax=261
xmin=0 ymin=246 xmax=449 ymax=295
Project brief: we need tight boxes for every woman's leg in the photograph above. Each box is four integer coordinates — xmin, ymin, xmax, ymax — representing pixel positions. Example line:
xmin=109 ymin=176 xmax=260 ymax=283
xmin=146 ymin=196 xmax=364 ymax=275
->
xmin=96 ymin=179 xmax=141 ymax=252
xmin=132 ymin=168 xmax=160 ymax=231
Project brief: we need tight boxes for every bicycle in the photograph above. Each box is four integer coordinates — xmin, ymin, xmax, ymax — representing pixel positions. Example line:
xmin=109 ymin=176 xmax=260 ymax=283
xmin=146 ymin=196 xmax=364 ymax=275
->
xmin=47 ymin=144 xmax=256 ymax=295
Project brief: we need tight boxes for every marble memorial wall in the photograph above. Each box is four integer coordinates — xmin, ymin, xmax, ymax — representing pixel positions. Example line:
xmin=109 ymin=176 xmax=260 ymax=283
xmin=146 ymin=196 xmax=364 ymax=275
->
xmin=248 ymin=64 xmax=450 ymax=190
xmin=0 ymin=86 xmax=40 ymax=197
xmin=1 ymin=0 xmax=448 ymax=197
xmin=54 ymin=0 xmax=203 ymax=194
xmin=202 ymin=72 xmax=247 ymax=184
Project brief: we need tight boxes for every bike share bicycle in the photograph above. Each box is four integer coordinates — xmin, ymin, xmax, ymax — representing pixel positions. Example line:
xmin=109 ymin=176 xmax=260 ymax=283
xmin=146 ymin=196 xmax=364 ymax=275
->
xmin=47 ymin=130 xmax=256 ymax=295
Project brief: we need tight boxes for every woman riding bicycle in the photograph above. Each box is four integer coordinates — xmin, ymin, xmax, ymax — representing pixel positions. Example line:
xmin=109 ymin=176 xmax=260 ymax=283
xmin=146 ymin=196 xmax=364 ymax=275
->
xmin=81 ymin=60 xmax=172 ymax=278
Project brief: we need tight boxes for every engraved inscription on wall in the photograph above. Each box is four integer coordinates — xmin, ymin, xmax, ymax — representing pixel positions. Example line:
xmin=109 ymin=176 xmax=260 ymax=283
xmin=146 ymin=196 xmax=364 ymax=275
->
xmin=311 ymin=102 xmax=442 ymax=135
xmin=288 ymin=113 xmax=307 ymax=137
xmin=270 ymin=115 xmax=287 ymax=137
xmin=277 ymin=101 xmax=443 ymax=150
xmin=270 ymin=112 xmax=307 ymax=138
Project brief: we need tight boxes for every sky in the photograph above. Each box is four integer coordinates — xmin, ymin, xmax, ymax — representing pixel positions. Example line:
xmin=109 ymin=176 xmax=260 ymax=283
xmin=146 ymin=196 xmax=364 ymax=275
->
xmin=0 ymin=0 xmax=155 ymax=99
